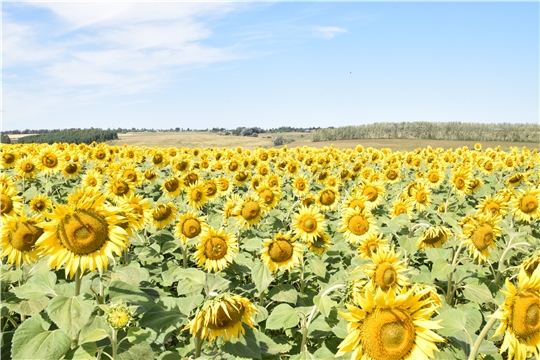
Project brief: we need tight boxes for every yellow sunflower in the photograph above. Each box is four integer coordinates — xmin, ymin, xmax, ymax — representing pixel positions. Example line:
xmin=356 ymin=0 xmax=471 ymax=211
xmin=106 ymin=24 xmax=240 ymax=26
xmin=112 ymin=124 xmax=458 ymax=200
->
xmin=307 ymin=232 xmax=331 ymax=255
xmin=233 ymin=194 xmax=266 ymax=230
xmin=337 ymin=287 xmax=444 ymax=360
xmin=316 ymin=187 xmax=341 ymax=212
xmin=364 ymin=246 xmax=409 ymax=294
xmin=106 ymin=178 xmax=133 ymax=202
xmin=425 ymin=169 xmax=445 ymax=189
xmin=462 ymin=212 xmax=503 ymax=264
xmin=38 ymin=146 xmax=65 ymax=175
xmin=81 ymin=169 xmax=104 ymax=189
xmin=357 ymin=234 xmax=388 ymax=259
xmin=0 ymin=184 xmax=24 ymax=221
xmin=511 ymin=188 xmax=540 ymax=223
xmin=451 ymin=166 xmax=472 ymax=198
xmin=383 ymin=167 xmax=401 ymax=185
xmin=36 ymin=192 xmax=130 ymax=278
xmin=257 ymin=184 xmax=280 ymax=211
xmin=493 ymin=278 xmax=540 ymax=360
xmin=339 ymin=207 xmax=378 ymax=245
xmin=476 ymin=194 xmax=508 ymax=217
xmin=15 ymin=156 xmax=39 ymax=179
xmin=175 ymin=212 xmax=207 ymax=244
xmin=342 ymin=193 xmax=370 ymax=213
xmin=187 ymin=294 xmax=256 ymax=342
xmin=292 ymin=205 xmax=326 ymax=244
xmin=0 ymin=149 xmax=18 ymax=169
xmin=186 ymin=182 xmax=208 ymax=211
xmin=409 ymin=182 xmax=432 ymax=212
xmin=292 ymin=175 xmax=311 ymax=197
xmin=266 ymin=174 xmax=282 ymax=190
xmin=194 ymin=226 xmax=238 ymax=273
xmin=416 ymin=226 xmax=452 ymax=250
xmin=117 ymin=164 xmax=144 ymax=188
xmin=222 ymin=194 xmax=241 ymax=224
xmin=161 ymin=175 xmax=183 ymax=198
xmin=1 ymin=212 xmax=44 ymax=266
xmin=506 ymin=172 xmax=526 ymax=188
xmin=467 ymin=177 xmax=484 ymax=194
xmin=143 ymin=169 xmax=159 ymax=183
xmin=149 ymin=202 xmax=177 ymax=230
xmin=29 ymin=194 xmax=52 ymax=215
xmin=261 ymin=231 xmax=303 ymax=273
xmin=357 ymin=181 xmax=385 ymax=208
xmin=216 ymin=177 xmax=233 ymax=197
xmin=391 ymin=198 xmax=414 ymax=219
xmin=116 ymin=193 xmax=152 ymax=232
xmin=203 ymin=179 xmax=219 ymax=200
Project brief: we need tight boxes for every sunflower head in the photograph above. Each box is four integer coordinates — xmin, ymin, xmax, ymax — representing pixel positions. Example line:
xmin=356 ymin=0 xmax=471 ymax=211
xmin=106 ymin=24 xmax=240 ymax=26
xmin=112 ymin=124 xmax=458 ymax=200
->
xmin=194 ymin=226 xmax=238 ymax=273
xmin=1 ymin=212 xmax=44 ymax=266
xmin=462 ymin=212 xmax=502 ymax=264
xmin=261 ymin=231 xmax=303 ymax=272
xmin=106 ymin=303 xmax=135 ymax=330
xmin=175 ymin=212 xmax=207 ymax=244
xmin=417 ymin=226 xmax=452 ymax=250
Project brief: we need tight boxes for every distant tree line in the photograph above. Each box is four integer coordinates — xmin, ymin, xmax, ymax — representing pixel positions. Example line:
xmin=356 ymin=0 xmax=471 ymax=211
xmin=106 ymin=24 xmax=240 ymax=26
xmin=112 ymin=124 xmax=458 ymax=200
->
xmin=16 ymin=129 xmax=118 ymax=145
xmin=311 ymin=122 xmax=540 ymax=143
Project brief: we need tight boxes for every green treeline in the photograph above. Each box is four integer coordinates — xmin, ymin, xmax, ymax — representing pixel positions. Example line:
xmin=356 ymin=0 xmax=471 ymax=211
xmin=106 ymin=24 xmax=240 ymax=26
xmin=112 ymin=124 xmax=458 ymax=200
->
xmin=16 ymin=129 xmax=118 ymax=145
xmin=311 ymin=122 xmax=540 ymax=143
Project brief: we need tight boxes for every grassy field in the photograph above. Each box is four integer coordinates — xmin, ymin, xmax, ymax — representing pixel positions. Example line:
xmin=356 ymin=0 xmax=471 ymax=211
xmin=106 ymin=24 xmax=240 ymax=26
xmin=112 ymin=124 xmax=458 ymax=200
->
xmin=105 ymin=131 xmax=540 ymax=151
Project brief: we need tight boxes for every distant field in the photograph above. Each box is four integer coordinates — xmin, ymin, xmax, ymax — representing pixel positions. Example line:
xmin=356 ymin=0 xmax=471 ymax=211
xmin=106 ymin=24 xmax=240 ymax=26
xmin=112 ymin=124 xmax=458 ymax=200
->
xmin=105 ymin=131 xmax=540 ymax=151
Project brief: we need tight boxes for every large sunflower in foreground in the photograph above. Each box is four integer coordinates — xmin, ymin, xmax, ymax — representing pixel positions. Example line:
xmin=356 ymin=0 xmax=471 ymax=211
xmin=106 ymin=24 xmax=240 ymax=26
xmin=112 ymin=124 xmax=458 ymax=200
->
xmin=511 ymin=187 xmax=540 ymax=223
xmin=35 ymin=192 xmax=130 ymax=278
xmin=1 ymin=213 xmax=44 ymax=266
xmin=187 ymin=294 xmax=256 ymax=342
xmin=292 ymin=205 xmax=326 ymax=244
xmin=461 ymin=212 xmax=502 ymax=264
xmin=493 ymin=278 xmax=540 ymax=360
xmin=194 ymin=226 xmax=238 ymax=273
xmin=261 ymin=231 xmax=303 ymax=273
xmin=337 ymin=287 xmax=444 ymax=360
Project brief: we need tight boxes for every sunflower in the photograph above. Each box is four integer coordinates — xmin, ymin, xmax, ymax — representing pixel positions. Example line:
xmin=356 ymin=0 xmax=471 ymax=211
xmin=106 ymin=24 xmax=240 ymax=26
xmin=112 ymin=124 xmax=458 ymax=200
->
xmin=233 ymin=194 xmax=266 ymax=230
xmin=117 ymin=164 xmax=144 ymax=188
xmin=416 ymin=226 xmax=452 ymax=250
xmin=149 ymin=202 xmax=177 ymax=230
xmin=186 ymin=182 xmax=208 ymax=211
xmin=357 ymin=234 xmax=388 ymax=259
xmin=0 ymin=149 xmax=18 ymax=169
xmin=194 ymin=226 xmax=238 ymax=273
xmin=476 ymin=194 xmax=508 ymax=217
xmin=29 ymin=194 xmax=52 ymax=215
xmin=143 ymin=169 xmax=159 ymax=183
xmin=15 ymin=156 xmax=38 ymax=179
xmin=204 ymin=179 xmax=219 ymax=200
xmin=266 ymin=174 xmax=282 ymax=190
xmin=409 ymin=182 xmax=432 ymax=212
xmin=1 ymin=212 xmax=44 ymax=266
xmin=467 ymin=177 xmax=484 ymax=194
xmin=216 ymin=177 xmax=233 ymax=197
xmin=316 ymin=187 xmax=341 ymax=212
xmin=462 ymin=212 xmax=503 ymax=264
xmin=36 ymin=192 xmax=130 ymax=278
xmin=257 ymin=184 xmax=280 ymax=211
xmin=292 ymin=205 xmax=326 ymax=244
xmin=451 ymin=166 xmax=472 ymax=198
xmin=358 ymin=181 xmax=385 ymax=208
xmin=106 ymin=178 xmax=133 ymax=202
xmin=493 ymin=278 xmax=540 ymax=360
xmin=383 ymin=168 xmax=401 ymax=185
xmin=337 ymin=287 xmax=444 ymax=360
xmin=292 ymin=175 xmax=311 ymax=197
xmin=233 ymin=171 xmax=251 ymax=186
xmin=187 ymin=294 xmax=256 ymax=342
xmin=339 ymin=207 xmax=378 ymax=245
xmin=222 ymin=194 xmax=241 ymax=224
xmin=175 ymin=212 xmax=207 ymax=244
xmin=307 ymin=232 xmax=331 ymax=255
xmin=116 ymin=193 xmax=152 ymax=232
xmin=161 ymin=175 xmax=183 ymax=198
xmin=364 ymin=246 xmax=409 ymax=294
xmin=342 ymin=193 xmax=370 ymax=213
xmin=425 ymin=169 xmax=445 ymax=189
xmin=81 ymin=169 xmax=104 ymax=189
xmin=149 ymin=150 xmax=169 ymax=169
xmin=511 ymin=188 xmax=540 ymax=223
xmin=0 ymin=184 xmax=24 ymax=221
xmin=391 ymin=198 xmax=414 ymax=219
xmin=261 ymin=231 xmax=303 ymax=273
xmin=171 ymin=157 xmax=191 ymax=173
xmin=38 ymin=146 xmax=64 ymax=175
xmin=506 ymin=172 xmax=526 ymax=188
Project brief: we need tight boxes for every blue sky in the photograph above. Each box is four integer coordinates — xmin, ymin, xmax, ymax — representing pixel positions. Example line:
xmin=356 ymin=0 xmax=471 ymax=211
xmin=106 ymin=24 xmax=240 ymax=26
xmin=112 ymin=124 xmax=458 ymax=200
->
xmin=2 ymin=1 xmax=538 ymax=131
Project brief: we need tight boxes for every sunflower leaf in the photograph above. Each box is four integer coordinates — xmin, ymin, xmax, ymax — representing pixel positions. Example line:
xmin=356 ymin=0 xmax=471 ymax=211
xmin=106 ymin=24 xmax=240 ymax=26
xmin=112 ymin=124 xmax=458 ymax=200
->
xmin=252 ymin=261 xmax=274 ymax=294
xmin=266 ymin=303 xmax=300 ymax=330
xmin=222 ymin=325 xmax=261 ymax=359
xmin=313 ymin=295 xmax=337 ymax=318
xmin=63 ymin=342 xmax=98 ymax=360
xmin=46 ymin=295 xmax=96 ymax=338
xmin=309 ymin=257 xmax=327 ymax=278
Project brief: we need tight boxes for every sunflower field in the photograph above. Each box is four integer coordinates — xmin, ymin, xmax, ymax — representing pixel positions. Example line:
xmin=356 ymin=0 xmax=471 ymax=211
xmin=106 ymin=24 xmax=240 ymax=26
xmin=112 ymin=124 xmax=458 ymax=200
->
xmin=1 ymin=142 xmax=540 ymax=360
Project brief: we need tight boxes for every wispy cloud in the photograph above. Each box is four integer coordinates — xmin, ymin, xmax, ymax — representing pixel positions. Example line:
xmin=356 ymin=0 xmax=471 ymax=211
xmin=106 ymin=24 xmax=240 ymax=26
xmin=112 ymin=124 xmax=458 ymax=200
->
xmin=311 ymin=25 xmax=348 ymax=39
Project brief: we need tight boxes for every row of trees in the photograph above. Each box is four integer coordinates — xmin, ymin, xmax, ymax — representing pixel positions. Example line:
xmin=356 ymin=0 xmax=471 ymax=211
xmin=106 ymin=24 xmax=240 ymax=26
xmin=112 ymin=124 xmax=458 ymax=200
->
xmin=311 ymin=122 xmax=540 ymax=143
xmin=15 ymin=129 xmax=118 ymax=145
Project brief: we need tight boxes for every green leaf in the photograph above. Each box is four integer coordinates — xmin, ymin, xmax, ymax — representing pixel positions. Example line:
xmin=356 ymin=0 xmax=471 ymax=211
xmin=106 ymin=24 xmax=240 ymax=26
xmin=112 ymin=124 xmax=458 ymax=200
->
xmin=47 ymin=295 xmax=96 ymax=338
xmin=11 ymin=272 xmax=57 ymax=300
xmin=79 ymin=316 xmax=109 ymax=344
xmin=116 ymin=342 xmax=154 ymax=360
xmin=309 ymin=257 xmax=327 ymax=278
xmin=435 ymin=307 xmax=482 ymax=337
xmin=255 ymin=331 xmax=292 ymax=355
xmin=108 ymin=280 xmax=153 ymax=306
xmin=110 ymin=263 xmax=150 ymax=287
xmin=463 ymin=282 xmax=493 ymax=303
xmin=425 ymin=248 xmax=452 ymax=263
xmin=157 ymin=351 xmax=183 ymax=360
xmin=313 ymin=295 xmax=337 ymax=318
xmin=126 ymin=327 xmax=152 ymax=344
xmin=431 ymin=258 xmax=453 ymax=280
xmin=177 ymin=294 xmax=204 ymax=315
xmin=252 ymin=261 xmax=274 ymax=294
xmin=268 ymin=284 xmax=298 ymax=304
xmin=205 ymin=273 xmax=230 ymax=294
xmin=397 ymin=235 xmax=418 ymax=256
xmin=139 ymin=304 xmax=186 ymax=333
xmin=243 ymin=237 xmax=263 ymax=252
xmin=11 ymin=314 xmax=71 ymax=360
xmin=1 ymin=267 xmax=22 ymax=284
xmin=290 ymin=351 xmax=317 ymax=360
xmin=266 ymin=303 xmax=299 ymax=330
xmin=161 ymin=267 xmax=205 ymax=289
xmin=253 ymin=304 xmax=268 ymax=323
xmin=3 ymin=291 xmax=49 ymax=316
xmin=64 ymin=343 xmax=98 ymax=360
xmin=222 ymin=325 xmax=261 ymax=359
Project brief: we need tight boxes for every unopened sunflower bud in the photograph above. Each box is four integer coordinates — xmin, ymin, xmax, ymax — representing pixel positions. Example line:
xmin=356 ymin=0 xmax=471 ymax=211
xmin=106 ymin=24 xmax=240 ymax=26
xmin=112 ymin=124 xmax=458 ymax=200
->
xmin=106 ymin=303 xmax=132 ymax=330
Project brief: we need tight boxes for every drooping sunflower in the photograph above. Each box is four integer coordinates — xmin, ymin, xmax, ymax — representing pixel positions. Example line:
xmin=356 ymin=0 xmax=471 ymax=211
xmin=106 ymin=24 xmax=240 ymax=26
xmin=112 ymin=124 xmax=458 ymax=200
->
xmin=511 ymin=187 xmax=540 ymax=223
xmin=194 ymin=226 xmax=238 ymax=273
xmin=186 ymin=182 xmax=208 ymax=211
xmin=357 ymin=234 xmax=388 ymax=259
xmin=187 ymin=294 xmax=256 ymax=342
xmin=36 ymin=192 xmax=130 ymax=278
xmin=0 ymin=184 xmax=24 ymax=221
xmin=339 ymin=207 xmax=378 ymax=245
xmin=493 ymin=278 xmax=540 ymax=360
xmin=337 ymin=287 xmax=444 ymax=360
xmin=1 ymin=212 xmax=44 ymax=266
xmin=364 ymin=246 xmax=409 ymax=294
xmin=29 ymin=194 xmax=52 ymax=215
xmin=143 ymin=169 xmax=159 ymax=183
xmin=149 ymin=202 xmax=177 ymax=230
xmin=261 ymin=231 xmax=303 ymax=273
xmin=476 ymin=194 xmax=508 ymax=217
xmin=409 ymin=182 xmax=432 ymax=212
xmin=462 ymin=212 xmax=503 ymax=264
xmin=233 ymin=194 xmax=266 ymax=230
xmin=416 ymin=226 xmax=452 ymax=250
xmin=292 ymin=205 xmax=326 ymax=244
xmin=175 ymin=212 xmax=207 ymax=244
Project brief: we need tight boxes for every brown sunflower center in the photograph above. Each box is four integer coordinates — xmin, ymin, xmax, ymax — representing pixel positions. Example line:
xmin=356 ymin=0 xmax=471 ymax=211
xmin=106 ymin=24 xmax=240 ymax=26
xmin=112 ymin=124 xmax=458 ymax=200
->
xmin=3 ymin=153 xmax=15 ymax=164
xmin=395 ymin=205 xmax=408 ymax=215
xmin=144 ymin=170 xmax=157 ymax=181
xmin=58 ymin=210 xmax=109 ymax=255
xmin=112 ymin=180 xmax=130 ymax=196
xmin=34 ymin=200 xmax=45 ymax=211
xmin=512 ymin=292 xmax=540 ymax=339
xmin=204 ymin=236 xmax=228 ymax=260
xmin=509 ymin=174 xmax=523 ymax=184
xmin=164 ymin=178 xmax=180 ymax=193
xmin=11 ymin=222 xmax=44 ymax=252
xmin=64 ymin=163 xmax=78 ymax=174
xmin=208 ymin=301 xmax=244 ymax=330
xmin=205 ymin=183 xmax=218 ymax=197
xmin=422 ymin=231 xmax=444 ymax=245
xmin=349 ymin=215 xmax=369 ymax=236
xmin=23 ymin=162 xmax=35 ymax=172
xmin=368 ymin=243 xmax=378 ymax=256
xmin=153 ymin=205 xmax=172 ymax=221
xmin=454 ymin=177 xmax=466 ymax=190
xmin=1 ymin=194 xmax=13 ymax=214
xmin=415 ymin=190 xmax=427 ymax=203
xmin=296 ymin=181 xmax=306 ymax=191
xmin=191 ymin=189 xmax=203 ymax=202
xmin=428 ymin=173 xmax=439 ymax=183
xmin=485 ymin=202 xmax=501 ymax=215
xmin=241 ymin=201 xmax=260 ymax=221
xmin=471 ymin=224 xmax=494 ymax=251
xmin=520 ymin=194 xmax=538 ymax=214
xmin=235 ymin=172 xmax=248 ymax=182
xmin=320 ymin=190 xmax=336 ymax=206
xmin=268 ymin=240 xmax=294 ymax=263
xmin=375 ymin=262 xmax=397 ymax=291
xmin=301 ymin=217 xmax=317 ymax=233
xmin=386 ymin=170 xmax=398 ymax=180
xmin=87 ymin=178 xmax=98 ymax=186
xmin=124 ymin=170 xmax=137 ymax=182
xmin=229 ymin=162 xmax=238 ymax=171
xmin=182 ymin=219 xmax=201 ymax=238
xmin=153 ymin=154 xmax=163 ymax=165
xmin=259 ymin=189 xmax=274 ymax=205
xmin=349 ymin=199 xmax=365 ymax=212
xmin=363 ymin=187 xmax=378 ymax=202
xmin=362 ymin=308 xmax=415 ymax=360
xmin=96 ymin=150 xmax=106 ymax=160
xmin=42 ymin=155 xmax=58 ymax=168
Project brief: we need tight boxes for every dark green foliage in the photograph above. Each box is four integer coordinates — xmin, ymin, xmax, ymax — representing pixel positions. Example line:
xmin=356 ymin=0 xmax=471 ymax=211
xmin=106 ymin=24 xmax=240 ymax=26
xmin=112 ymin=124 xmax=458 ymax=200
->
xmin=0 ymin=133 xmax=11 ymax=144
xmin=16 ymin=129 xmax=118 ymax=145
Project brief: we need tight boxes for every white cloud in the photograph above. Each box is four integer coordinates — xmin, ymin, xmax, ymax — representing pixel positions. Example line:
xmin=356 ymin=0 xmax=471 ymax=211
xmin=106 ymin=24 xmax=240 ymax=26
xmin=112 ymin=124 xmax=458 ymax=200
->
xmin=312 ymin=26 xmax=348 ymax=39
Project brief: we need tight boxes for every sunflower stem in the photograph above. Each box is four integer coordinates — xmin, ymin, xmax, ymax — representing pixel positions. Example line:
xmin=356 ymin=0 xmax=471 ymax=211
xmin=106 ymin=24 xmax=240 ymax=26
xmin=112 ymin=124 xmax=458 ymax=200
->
xmin=467 ymin=316 xmax=498 ymax=360
xmin=74 ymin=267 xmax=82 ymax=297
xmin=445 ymin=241 xmax=464 ymax=305
xmin=111 ymin=328 xmax=118 ymax=360
xmin=194 ymin=329 xmax=203 ymax=358
xmin=182 ymin=244 xmax=188 ymax=269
